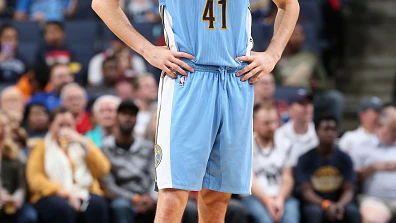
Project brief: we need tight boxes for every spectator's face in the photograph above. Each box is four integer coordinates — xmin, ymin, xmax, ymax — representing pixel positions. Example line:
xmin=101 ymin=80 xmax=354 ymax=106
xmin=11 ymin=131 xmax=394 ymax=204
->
xmin=137 ymin=76 xmax=158 ymax=102
xmin=0 ymin=27 xmax=18 ymax=52
xmin=51 ymin=65 xmax=74 ymax=92
xmin=289 ymin=101 xmax=313 ymax=123
xmin=63 ymin=88 xmax=87 ymax=116
xmin=117 ymin=110 xmax=136 ymax=134
xmin=45 ymin=24 xmax=65 ymax=47
xmin=50 ymin=112 xmax=75 ymax=139
xmin=111 ymin=40 xmax=126 ymax=54
xmin=116 ymin=81 xmax=135 ymax=100
xmin=28 ymin=105 xmax=50 ymax=132
xmin=378 ymin=121 xmax=396 ymax=145
xmin=254 ymin=74 xmax=275 ymax=102
xmin=0 ymin=88 xmax=24 ymax=123
xmin=102 ymin=60 xmax=119 ymax=85
xmin=116 ymin=48 xmax=132 ymax=72
xmin=96 ymin=102 xmax=118 ymax=129
xmin=254 ymin=108 xmax=279 ymax=139
xmin=316 ymin=120 xmax=337 ymax=145
xmin=287 ymin=25 xmax=305 ymax=52
xmin=360 ymin=109 xmax=379 ymax=130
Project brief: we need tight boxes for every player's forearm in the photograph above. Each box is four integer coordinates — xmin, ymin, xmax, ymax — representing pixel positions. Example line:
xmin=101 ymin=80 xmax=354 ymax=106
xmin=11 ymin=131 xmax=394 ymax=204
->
xmin=267 ymin=0 xmax=299 ymax=61
xmin=301 ymin=184 xmax=324 ymax=205
xmin=92 ymin=0 xmax=154 ymax=57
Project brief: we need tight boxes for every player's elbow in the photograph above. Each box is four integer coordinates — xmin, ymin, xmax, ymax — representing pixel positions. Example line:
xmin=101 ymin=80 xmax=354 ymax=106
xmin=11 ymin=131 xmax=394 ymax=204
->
xmin=91 ymin=0 xmax=102 ymax=14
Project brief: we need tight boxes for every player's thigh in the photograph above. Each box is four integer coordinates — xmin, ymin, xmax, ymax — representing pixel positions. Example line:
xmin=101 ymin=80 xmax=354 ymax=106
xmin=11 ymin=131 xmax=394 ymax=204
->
xmin=359 ymin=195 xmax=391 ymax=223
xmin=156 ymin=72 xmax=221 ymax=190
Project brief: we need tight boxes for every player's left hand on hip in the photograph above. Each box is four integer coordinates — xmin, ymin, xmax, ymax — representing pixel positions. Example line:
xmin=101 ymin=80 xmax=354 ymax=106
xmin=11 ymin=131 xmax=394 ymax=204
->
xmin=235 ymin=51 xmax=277 ymax=84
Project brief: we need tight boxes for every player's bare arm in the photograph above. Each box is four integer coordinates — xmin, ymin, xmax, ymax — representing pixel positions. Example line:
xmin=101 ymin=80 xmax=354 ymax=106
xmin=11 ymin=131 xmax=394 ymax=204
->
xmin=91 ymin=0 xmax=194 ymax=78
xmin=236 ymin=0 xmax=299 ymax=83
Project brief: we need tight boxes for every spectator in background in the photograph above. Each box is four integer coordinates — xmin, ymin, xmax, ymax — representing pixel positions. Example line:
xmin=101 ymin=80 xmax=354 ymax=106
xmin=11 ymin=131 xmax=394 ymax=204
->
xmin=36 ymin=22 xmax=74 ymax=67
xmin=116 ymin=80 xmax=135 ymax=101
xmin=273 ymin=24 xmax=344 ymax=121
xmin=14 ymin=0 xmax=79 ymax=22
xmin=29 ymin=63 xmax=74 ymax=111
xmin=120 ymin=0 xmax=160 ymax=23
xmin=86 ymin=95 xmax=121 ymax=148
xmin=0 ymin=0 xmax=17 ymax=18
xmin=249 ymin=0 xmax=277 ymax=24
xmin=353 ymin=108 xmax=396 ymax=223
xmin=23 ymin=102 xmax=50 ymax=155
xmin=133 ymin=74 xmax=157 ymax=138
xmin=339 ymin=97 xmax=383 ymax=153
xmin=101 ymin=100 xmax=156 ymax=223
xmin=0 ymin=24 xmax=28 ymax=91
xmin=88 ymin=35 xmax=146 ymax=86
xmin=16 ymin=63 xmax=50 ymax=101
xmin=61 ymin=83 xmax=91 ymax=134
xmin=0 ymin=112 xmax=38 ymax=223
xmin=275 ymin=89 xmax=318 ymax=168
xmin=254 ymin=73 xmax=289 ymax=124
xmin=0 ymin=86 xmax=25 ymax=125
xmin=87 ymin=57 xmax=120 ymax=97
xmin=243 ymin=103 xmax=299 ymax=223
xmin=296 ymin=114 xmax=360 ymax=223
xmin=26 ymin=106 xmax=110 ymax=223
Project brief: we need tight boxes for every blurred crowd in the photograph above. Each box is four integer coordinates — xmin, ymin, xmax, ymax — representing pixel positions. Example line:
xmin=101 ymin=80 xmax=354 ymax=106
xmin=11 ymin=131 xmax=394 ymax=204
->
xmin=0 ymin=0 xmax=395 ymax=223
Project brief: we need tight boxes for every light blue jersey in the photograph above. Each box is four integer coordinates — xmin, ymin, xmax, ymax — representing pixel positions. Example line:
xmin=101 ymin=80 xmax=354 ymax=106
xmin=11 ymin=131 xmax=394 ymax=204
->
xmin=159 ymin=0 xmax=253 ymax=67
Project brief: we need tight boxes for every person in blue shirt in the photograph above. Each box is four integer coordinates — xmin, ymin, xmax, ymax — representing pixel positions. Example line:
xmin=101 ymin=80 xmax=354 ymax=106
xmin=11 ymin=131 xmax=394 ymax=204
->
xmin=14 ymin=0 xmax=79 ymax=22
xmin=92 ymin=0 xmax=300 ymax=222
xmin=29 ymin=63 xmax=74 ymax=111
xmin=296 ymin=114 xmax=361 ymax=223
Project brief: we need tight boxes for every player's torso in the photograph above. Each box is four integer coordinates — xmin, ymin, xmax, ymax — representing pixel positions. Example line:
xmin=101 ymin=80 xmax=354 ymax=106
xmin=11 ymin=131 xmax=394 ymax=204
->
xmin=159 ymin=0 xmax=252 ymax=67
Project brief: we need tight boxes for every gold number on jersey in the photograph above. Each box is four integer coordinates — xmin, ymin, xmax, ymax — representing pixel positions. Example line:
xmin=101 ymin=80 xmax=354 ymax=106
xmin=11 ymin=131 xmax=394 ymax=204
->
xmin=202 ymin=0 xmax=228 ymax=30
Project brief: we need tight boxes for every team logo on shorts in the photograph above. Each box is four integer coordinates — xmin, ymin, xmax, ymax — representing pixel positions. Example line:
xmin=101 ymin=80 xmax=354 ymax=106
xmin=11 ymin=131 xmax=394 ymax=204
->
xmin=154 ymin=144 xmax=163 ymax=168
xmin=179 ymin=76 xmax=186 ymax=86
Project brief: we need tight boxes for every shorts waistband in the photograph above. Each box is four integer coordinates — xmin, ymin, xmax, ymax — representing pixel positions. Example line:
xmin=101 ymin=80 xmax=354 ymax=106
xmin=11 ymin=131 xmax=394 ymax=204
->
xmin=182 ymin=59 xmax=248 ymax=73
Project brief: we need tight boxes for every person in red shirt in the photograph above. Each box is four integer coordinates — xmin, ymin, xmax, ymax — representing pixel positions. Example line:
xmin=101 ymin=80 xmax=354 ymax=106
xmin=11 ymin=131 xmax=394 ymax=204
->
xmin=60 ymin=83 xmax=91 ymax=134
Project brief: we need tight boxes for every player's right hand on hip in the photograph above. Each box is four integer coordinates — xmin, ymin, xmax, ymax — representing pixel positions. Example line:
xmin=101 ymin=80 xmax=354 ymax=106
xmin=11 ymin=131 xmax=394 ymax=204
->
xmin=143 ymin=45 xmax=195 ymax=79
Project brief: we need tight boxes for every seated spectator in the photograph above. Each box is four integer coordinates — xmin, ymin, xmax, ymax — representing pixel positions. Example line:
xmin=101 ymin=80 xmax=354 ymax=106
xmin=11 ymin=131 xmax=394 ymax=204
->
xmin=0 ymin=112 xmax=38 ymax=223
xmin=23 ymin=102 xmax=50 ymax=153
xmin=29 ymin=63 xmax=74 ymax=111
xmin=88 ymin=35 xmax=146 ymax=86
xmin=85 ymin=95 xmax=121 ymax=148
xmin=101 ymin=100 xmax=156 ymax=223
xmin=133 ymin=74 xmax=157 ymax=137
xmin=0 ymin=0 xmax=16 ymax=18
xmin=273 ymin=24 xmax=344 ymax=120
xmin=353 ymin=108 xmax=396 ymax=223
xmin=61 ymin=83 xmax=91 ymax=134
xmin=14 ymin=0 xmax=79 ymax=22
xmin=249 ymin=0 xmax=277 ymax=24
xmin=121 ymin=0 xmax=160 ymax=23
xmin=254 ymin=73 xmax=289 ymax=124
xmin=242 ymin=102 xmax=299 ymax=223
xmin=339 ymin=97 xmax=383 ymax=153
xmin=274 ymin=89 xmax=318 ymax=168
xmin=296 ymin=114 xmax=360 ymax=223
xmin=116 ymin=79 xmax=135 ymax=101
xmin=36 ymin=22 xmax=74 ymax=67
xmin=16 ymin=64 xmax=50 ymax=101
xmin=86 ymin=57 xmax=120 ymax=97
xmin=0 ymin=24 xmax=28 ymax=91
xmin=26 ymin=106 xmax=110 ymax=223
xmin=0 ymin=86 xmax=25 ymax=124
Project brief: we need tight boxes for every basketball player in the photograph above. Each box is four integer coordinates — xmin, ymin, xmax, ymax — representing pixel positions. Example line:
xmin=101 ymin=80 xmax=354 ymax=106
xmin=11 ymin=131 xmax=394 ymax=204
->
xmin=92 ymin=0 xmax=299 ymax=222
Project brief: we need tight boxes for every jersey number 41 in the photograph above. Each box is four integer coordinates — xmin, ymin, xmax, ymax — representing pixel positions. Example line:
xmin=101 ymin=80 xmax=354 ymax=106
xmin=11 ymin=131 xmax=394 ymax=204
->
xmin=202 ymin=0 xmax=228 ymax=30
